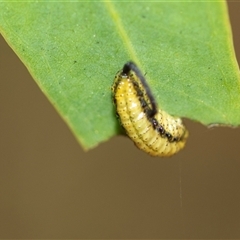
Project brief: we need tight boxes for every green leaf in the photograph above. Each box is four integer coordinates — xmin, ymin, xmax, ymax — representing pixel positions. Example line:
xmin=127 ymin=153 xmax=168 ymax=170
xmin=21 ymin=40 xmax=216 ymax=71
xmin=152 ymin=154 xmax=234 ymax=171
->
xmin=0 ymin=1 xmax=239 ymax=150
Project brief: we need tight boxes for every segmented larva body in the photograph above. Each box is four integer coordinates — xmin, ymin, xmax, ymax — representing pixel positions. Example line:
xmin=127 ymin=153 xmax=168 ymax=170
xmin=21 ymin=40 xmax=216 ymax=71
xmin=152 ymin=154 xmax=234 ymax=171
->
xmin=112 ymin=62 xmax=188 ymax=157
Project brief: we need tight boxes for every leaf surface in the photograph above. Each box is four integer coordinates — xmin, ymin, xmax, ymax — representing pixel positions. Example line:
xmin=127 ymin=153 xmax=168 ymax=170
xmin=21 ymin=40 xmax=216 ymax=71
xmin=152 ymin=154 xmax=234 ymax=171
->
xmin=0 ymin=1 xmax=239 ymax=149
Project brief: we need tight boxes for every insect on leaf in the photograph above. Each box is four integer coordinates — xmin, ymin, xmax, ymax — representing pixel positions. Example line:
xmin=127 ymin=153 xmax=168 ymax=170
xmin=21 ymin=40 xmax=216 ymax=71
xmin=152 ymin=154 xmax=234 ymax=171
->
xmin=0 ymin=1 xmax=239 ymax=150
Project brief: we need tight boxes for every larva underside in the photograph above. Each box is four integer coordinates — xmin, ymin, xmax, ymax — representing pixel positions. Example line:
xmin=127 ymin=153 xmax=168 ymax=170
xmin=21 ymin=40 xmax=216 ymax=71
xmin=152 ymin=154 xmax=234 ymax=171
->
xmin=112 ymin=62 xmax=188 ymax=157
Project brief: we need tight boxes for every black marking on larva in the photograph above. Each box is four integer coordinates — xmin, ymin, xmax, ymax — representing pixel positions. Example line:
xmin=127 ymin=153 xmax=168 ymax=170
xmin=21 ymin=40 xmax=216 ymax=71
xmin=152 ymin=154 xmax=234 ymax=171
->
xmin=140 ymin=98 xmax=148 ymax=108
xmin=122 ymin=62 xmax=157 ymax=117
xmin=165 ymin=132 xmax=172 ymax=141
xmin=152 ymin=118 xmax=165 ymax=136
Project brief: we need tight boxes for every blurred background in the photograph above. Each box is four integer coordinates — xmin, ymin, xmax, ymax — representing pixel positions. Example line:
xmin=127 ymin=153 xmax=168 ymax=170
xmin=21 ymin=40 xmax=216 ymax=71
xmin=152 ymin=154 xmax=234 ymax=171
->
xmin=1 ymin=2 xmax=240 ymax=239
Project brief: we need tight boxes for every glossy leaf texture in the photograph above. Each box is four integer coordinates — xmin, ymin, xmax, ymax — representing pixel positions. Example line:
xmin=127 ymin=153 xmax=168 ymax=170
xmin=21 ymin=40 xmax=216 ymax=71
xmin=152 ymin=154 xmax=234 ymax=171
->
xmin=0 ymin=1 xmax=239 ymax=149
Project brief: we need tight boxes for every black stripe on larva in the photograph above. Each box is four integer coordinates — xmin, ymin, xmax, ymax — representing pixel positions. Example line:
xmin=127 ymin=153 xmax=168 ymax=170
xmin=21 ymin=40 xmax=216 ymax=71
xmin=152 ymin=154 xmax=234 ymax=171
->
xmin=139 ymin=98 xmax=148 ymax=108
xmin=122 ymin=62 xmax=157 ymax=118
xmin=151 ymin=118 xmax=165 ymax=136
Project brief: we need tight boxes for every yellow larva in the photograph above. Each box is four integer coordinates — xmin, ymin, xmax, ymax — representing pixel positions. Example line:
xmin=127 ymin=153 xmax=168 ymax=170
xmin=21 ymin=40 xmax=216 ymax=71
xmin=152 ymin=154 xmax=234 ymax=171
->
xmin=112 ymin=61 xmax=188 ymax=157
